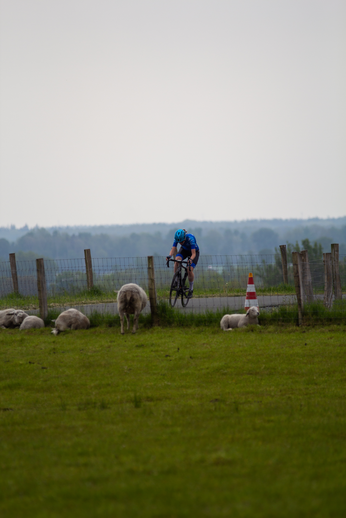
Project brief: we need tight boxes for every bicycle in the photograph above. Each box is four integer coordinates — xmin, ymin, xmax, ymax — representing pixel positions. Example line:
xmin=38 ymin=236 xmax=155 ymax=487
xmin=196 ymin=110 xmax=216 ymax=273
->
xmin=166 ymin=258 xmax=192 ymax=307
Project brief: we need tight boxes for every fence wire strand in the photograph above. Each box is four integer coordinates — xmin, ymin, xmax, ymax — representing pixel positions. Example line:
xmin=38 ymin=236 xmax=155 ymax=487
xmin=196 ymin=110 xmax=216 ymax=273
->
xmin=0 ymin=254 xmax=345 ymax=322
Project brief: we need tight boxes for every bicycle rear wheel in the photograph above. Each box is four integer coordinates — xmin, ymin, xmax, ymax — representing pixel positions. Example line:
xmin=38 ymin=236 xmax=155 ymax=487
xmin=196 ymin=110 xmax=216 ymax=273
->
xmin=169 ymin=272 xmax=181 ymax=307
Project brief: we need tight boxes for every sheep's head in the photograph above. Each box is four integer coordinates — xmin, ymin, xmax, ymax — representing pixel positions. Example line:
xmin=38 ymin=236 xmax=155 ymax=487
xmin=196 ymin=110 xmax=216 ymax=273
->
xmin=246 ymin=307 xmax=260 ymax=318
xmin=12 ymin=310 xmax=28 ymax=325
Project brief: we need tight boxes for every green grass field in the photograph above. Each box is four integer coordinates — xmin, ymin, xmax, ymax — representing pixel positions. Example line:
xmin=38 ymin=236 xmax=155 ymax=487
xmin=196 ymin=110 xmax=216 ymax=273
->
xmin=1 ymin=324 xmax=346 ymax=517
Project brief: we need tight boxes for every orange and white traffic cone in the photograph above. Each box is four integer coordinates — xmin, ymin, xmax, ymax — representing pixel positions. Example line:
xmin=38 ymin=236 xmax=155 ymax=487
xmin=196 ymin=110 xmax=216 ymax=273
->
xmin=245 ymin=272 xmax=259 ymax=310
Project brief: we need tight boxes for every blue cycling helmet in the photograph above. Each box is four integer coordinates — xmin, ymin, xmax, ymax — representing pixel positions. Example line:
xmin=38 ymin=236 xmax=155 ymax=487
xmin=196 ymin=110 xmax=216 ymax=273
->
xmin=174 ymin=229 xmax=186 ymax=243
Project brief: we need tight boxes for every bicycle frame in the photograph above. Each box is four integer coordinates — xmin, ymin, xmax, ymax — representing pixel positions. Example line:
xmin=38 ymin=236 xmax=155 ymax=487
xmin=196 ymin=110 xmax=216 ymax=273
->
xmin=167 ymin=258 xmax=191 ymax=307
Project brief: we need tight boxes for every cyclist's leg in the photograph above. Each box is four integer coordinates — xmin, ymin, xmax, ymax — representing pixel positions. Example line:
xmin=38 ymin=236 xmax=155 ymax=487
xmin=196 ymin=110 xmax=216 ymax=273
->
xmin=174 ymin=247 xmax=187 ymax=272
xmin=188 ymin=250 xmax=199 ymax=280
xmin=187 ymin=266 xmax=195 ymax=297
xmin=174 ymin=254 xmax=182 ymax=273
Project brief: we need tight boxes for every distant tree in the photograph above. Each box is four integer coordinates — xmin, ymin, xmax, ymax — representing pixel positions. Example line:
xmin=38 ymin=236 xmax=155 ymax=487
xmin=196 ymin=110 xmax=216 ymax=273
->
xmin=250 ymin=228 xmax=279 ymax=252
xmin=0 ymin=238 xmax=10 ymax=260
xmin=258 ymin=248 xmax=274 ymax=255
xmin=78 ymin=232 xmax=92 ymax=240
xmin=15 ymin=251 xmax=42 ymax=261
xmin=255 ymin=238 xmax=323 ymax=287
xmin=203 ymin=230 xmax=223 ymax=255
xmin=3 ymin=221 xmax=346 ymax=261
xmin=316 ymin=236 xmax=334 ymax=252
xmin=300 ymin=239 xmax=323 ymax=262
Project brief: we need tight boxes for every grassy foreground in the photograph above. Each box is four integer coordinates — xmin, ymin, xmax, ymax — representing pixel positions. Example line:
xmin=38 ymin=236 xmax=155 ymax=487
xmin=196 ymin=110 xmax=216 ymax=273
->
xmin=1 ymin=325 xmax=346 ymax=517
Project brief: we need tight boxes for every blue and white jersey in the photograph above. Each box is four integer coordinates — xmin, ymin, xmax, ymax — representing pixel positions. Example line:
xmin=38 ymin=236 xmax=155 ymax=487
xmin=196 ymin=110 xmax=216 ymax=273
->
xmin=173 ymin=233 xmax=199 ymax=252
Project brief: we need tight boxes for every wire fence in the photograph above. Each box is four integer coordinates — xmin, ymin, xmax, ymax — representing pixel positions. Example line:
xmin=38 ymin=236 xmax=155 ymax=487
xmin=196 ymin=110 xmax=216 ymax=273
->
xmin=1 ymin=253 xmax=346 ymax=323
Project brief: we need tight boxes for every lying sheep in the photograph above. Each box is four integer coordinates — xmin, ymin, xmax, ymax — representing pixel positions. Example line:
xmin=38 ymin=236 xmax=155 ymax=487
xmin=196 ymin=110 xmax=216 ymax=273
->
xmin=20 ymin=315 xmax=45 ymax=330
xmin=51 ymin=308 xmax=90 ymax=335
xmin=220 ymin=306 xmax=260 ymax=331
xmin=0 ymin=308 xmax=28 ymax=328
xmin=116 ymin=283 xmax=148 ymax=334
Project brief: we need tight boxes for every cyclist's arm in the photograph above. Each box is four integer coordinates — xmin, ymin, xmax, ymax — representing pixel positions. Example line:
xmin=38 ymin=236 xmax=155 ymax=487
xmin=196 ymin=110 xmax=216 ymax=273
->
xmin=188 ymin=249 xmax=196 ymax=266
xmin=168 ymin=246 xmax=177 ymax=258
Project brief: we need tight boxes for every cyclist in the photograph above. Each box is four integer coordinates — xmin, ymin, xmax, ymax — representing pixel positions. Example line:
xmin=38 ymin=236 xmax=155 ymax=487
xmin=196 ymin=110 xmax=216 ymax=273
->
xmin=166 ymin=229 xmax=200 ymax=298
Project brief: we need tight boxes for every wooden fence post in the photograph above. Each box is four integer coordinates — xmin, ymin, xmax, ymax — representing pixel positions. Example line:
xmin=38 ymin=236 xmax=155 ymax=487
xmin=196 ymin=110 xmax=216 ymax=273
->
xmin=147 ymin=256 xmax=158 ymax=326
xmin=323 ymin=253 xmax=333 ymax=309
xmin=36 ymin=258 xmax=48 ymax=320
xmin=300 ymin=250 xmax=314 ymax=303
xmin=292 ymin=252 xmax=303 ymax=325
xmin=279 ymin=245 xmax=288 ymax=284
xmin=331 ymin=244 xmax=342 ymax=301
xmin=9 ymin=253 xmax=19 ymax=294
xmin=84 ymin=249 xmax=94 ymax=290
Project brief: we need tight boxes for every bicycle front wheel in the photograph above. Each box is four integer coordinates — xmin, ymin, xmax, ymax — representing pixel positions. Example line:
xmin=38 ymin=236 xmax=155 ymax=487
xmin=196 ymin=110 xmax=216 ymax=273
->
xmin=169 ymin=272 xmax=181 ymax=307
xmin=181 ymin=277 xmax=190 ymax=307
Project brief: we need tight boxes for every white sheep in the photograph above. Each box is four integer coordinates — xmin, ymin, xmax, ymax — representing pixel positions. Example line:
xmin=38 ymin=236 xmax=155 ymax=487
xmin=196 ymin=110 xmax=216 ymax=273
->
xmin=51 ymin=308 xmax=90 ymax=335
xmin=220 ymin=306 xmax=260 ymax=331
xmin=20 ymin=315 xmax=45 ymax=330
xmin=0 ymin=308 xmax=28 ymax=328
xmin=116 ymin=283 xmax=148 ymax=334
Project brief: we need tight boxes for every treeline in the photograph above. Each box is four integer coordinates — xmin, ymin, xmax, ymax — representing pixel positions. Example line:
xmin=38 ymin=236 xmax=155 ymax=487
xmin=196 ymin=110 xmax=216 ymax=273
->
xmin=1 ymin=221 xmax=346 ymax=261
xmin=2 ymin=217 xmax=346 ymax=241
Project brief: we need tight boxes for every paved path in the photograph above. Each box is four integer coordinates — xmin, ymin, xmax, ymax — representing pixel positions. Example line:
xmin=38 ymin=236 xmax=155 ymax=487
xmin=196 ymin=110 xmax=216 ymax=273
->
xmin=174 ymin=294 xmax=298 ymax=313
xmin=30 ymin=294 xmax=298 ymax=317
xmin=26 ymin=293 xmax=346 ymax=318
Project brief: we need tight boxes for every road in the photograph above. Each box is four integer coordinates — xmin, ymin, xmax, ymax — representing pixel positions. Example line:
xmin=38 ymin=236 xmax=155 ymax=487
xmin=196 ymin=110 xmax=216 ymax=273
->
xmin=33 ymin=294 xmax=298 ymax=317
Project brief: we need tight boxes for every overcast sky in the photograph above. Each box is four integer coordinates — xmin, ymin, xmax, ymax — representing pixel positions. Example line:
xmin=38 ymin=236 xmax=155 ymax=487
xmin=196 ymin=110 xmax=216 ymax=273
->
xmin=0 ymin=0 xmax=345 ymax=228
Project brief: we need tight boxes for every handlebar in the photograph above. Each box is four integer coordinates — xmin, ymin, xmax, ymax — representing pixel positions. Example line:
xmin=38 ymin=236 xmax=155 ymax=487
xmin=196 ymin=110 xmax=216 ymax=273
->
xmin=166 ymin=257 xmax=190 ymax=268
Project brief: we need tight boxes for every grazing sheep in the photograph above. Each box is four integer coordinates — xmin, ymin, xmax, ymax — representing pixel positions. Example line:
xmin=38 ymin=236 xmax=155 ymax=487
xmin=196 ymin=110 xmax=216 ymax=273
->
xmin=116 ymin=283 xmax=148 ymax=334
xmin=51 ymin=308 xmax=90 ymax=335
xmin=20 ymin=315 xmax=45 ymax=330
xmin=0 ymin=308 xmax=28 ymax=328
xmin=220 ymin=306 xmax=260 ymax=331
